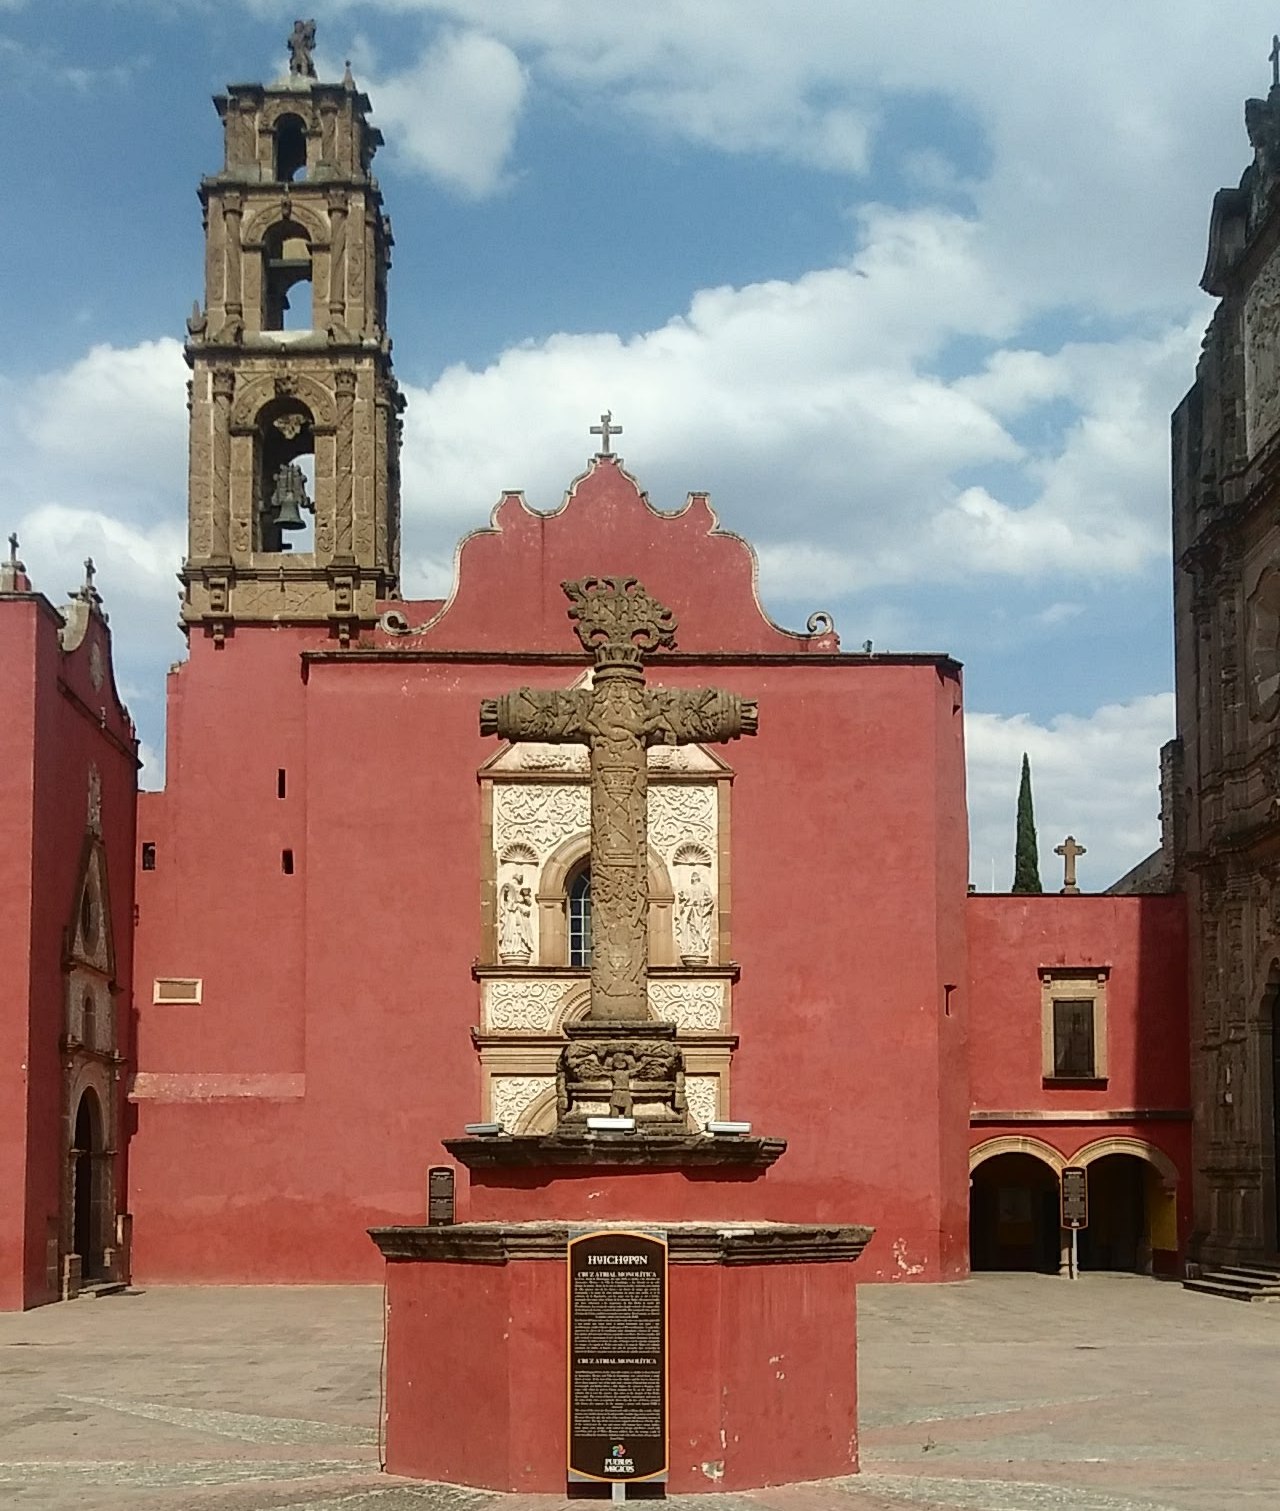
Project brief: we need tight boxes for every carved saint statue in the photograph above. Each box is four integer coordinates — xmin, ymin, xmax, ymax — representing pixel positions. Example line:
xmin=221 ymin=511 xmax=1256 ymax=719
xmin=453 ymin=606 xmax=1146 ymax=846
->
xmin=676 ymin=868 xmax=715 ymax=962
xmin=288 ymin=19 xmax=318 ymax=79
xmin=497 ymin=871 xmax=534 ymax=963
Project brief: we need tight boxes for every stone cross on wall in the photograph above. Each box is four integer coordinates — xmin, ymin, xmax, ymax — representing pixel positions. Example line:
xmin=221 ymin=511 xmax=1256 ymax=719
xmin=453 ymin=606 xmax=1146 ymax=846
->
xmin=1054 ymin=835 xmax=1086 ymax=895
xmin=480 ymin=577 xmax=757 ymax=1129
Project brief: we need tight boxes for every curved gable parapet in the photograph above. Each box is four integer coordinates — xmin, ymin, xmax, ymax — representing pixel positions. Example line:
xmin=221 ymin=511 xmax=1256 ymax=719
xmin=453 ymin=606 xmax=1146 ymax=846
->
xmin=392 ymin=456 xmax=838 ymax=655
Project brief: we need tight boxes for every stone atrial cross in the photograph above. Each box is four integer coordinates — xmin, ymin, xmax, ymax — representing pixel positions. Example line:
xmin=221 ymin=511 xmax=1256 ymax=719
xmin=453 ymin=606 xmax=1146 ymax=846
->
xmin=481 ymin=578 xmax=757 ymax=1025
xmin=1271 ymin=33 xmax=1279 ymax=90
xmin=589 ymin=411 xmax=622 ymax=456
xmin=1054 ymin=835 xmax=1086 ymax=895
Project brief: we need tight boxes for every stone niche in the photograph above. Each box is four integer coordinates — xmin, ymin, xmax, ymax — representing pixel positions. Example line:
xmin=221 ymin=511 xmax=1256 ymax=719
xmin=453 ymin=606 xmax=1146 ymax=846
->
xmin=476 ymin=735 xmax=738 ymax=1134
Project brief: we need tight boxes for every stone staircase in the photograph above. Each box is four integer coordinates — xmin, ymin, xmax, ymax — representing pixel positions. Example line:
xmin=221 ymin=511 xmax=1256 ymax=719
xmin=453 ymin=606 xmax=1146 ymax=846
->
xmin=1183 ymin=1259 xmax=1280 ymax=1302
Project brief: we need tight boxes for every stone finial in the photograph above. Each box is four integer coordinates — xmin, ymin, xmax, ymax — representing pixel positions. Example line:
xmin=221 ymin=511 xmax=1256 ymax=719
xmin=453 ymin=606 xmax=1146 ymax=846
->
xmin=563 ymin=575 xmax=677 ymax=666
xmin=1054 ymin=834 xmax=1086 ymax=895
xmin=343 ymin=59 xmax=355 ymax=90
xmin=0 ymin=531 xmax=31 ymax=594
xmin=589 ymin=410 xmax=622 ymax=456
xmin=288 ymin=19 xmax=318 ymax=79
xmin=1271 ymin=32 xmax=1279 ymax=91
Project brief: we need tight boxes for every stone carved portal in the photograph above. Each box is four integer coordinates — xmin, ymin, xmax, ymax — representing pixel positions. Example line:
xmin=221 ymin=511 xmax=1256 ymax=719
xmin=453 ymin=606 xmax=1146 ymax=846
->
xmin=479 ymin=577 xmax=756 ymax=1131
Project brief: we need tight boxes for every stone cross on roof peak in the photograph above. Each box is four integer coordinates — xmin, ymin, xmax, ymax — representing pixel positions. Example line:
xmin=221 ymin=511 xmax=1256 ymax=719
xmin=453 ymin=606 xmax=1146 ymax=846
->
xmin=590 ymin=410 xmax=622 ymax=456
xmin=6 ymin=532 xmax=17 ymax=567
xmin=1054 ymin=834 xmax=1086 ymax=895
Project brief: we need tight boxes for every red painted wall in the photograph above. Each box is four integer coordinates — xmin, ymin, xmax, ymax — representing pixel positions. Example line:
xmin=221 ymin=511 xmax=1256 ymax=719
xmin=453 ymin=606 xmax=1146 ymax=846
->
xmin=130 ymin=462 xmax=971 ymax=1284
xmin=967 ymin=894 xmax=1191 ymax=1253
xmin=0 ymin=591 xmax=136 ymax=1309
xmin=382 ymin=1252 xmax=860 ymax=1493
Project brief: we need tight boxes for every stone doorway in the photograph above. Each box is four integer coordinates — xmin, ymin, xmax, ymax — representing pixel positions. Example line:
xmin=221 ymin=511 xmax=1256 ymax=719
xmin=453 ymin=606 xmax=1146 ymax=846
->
xmin=969 ymin=1152 xmax=1061 ymax=1272
xmin=72 ymin=1090 xmax=106 ymax=1281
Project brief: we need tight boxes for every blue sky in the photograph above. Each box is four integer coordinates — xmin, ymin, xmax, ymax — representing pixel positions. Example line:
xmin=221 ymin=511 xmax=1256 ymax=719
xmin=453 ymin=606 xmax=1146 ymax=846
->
xmin=1 ymin=1 xmax=1271 ymax=887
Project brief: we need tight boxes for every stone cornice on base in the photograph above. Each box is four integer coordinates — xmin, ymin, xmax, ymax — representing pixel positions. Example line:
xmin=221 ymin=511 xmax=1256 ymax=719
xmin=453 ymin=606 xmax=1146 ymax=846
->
xmin=443 ymin=1130 xmax=786 ymax=1170
xmin=369 ymin=1219 xmax=873 ymax=1267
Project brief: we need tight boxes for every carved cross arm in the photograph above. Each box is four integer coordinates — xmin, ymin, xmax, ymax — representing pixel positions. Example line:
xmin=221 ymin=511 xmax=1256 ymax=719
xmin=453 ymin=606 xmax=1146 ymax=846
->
xmin=479 ymin=686 xmax=592 ymax=743
xmin=647 ymin=687 xmax=759 ymax=746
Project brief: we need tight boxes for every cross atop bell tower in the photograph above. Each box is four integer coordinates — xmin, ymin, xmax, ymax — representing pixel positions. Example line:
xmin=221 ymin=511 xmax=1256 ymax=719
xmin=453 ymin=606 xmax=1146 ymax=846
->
xmin=182 ymin=22 xmax=403 ymax=646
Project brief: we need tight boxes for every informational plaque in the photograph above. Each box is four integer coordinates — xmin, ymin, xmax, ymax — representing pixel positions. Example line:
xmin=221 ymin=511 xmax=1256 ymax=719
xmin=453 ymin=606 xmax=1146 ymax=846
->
xmin=1060 ymin=1166 xmax=1088 ymax=1229
xmin=567 ymin=1229 xmax=668 ymax=1484
xmin=426 ymin=1166 xmax=455 ymax=1226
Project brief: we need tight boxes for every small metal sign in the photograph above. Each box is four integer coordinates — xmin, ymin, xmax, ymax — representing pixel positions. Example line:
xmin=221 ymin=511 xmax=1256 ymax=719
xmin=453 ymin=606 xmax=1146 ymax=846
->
xmin=1061 ymin=1165 xmax=1088 ymax=1229
xmin=426 ymin=1166 xmax=455 ymax=1226
xmin=568 ymin=1229 xmax=668 ymax=1485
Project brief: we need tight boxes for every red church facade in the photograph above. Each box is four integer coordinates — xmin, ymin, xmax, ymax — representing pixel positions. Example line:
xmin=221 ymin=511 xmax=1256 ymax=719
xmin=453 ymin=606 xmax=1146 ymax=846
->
xmin=0 ymin=53 xmax=1194 ymax=1310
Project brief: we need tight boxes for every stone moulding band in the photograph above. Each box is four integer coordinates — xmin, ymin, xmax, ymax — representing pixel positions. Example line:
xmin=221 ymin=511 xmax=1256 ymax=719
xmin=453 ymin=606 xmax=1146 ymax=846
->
xmin=368 ymin=1220 xmax=874 ymax=1267
xmin=442 ymin=1130 xmax=787 ymax=1169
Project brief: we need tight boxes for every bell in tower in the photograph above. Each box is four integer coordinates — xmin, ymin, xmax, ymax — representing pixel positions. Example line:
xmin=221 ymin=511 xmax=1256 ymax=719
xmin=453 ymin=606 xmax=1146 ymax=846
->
xmin=182 ymin=20 xmax=403 ymax=645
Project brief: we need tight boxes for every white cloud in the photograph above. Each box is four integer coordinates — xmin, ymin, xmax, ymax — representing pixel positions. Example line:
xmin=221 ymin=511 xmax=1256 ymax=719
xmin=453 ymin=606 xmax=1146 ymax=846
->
xmin=396 ymin=221 xmax=1193 ymax=604
xmin=966 ymin=693 xmax=1176 ymax=893
xmin=5 ymin=339 xmax=188 ymax=523
xmin=365 ymin=29 xmax=527 ymax=196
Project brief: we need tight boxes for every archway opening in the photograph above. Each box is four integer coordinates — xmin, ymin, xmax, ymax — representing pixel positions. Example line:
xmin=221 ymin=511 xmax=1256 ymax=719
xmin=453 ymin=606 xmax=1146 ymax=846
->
xmin=969 ymin=1152 xmax=1060 ymax=1272
xmin=1079 ymin=1154 xmax=1149 ymax=1273
xmin=72 ymin=1090 xmax=105 ymax=1281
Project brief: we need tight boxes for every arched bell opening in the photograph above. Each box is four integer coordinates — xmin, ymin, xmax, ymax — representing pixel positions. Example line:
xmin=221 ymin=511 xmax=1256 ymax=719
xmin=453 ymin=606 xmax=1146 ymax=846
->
xmin=254 ymin=398 xmax=316 ymax=554
xmin=262 ymin=219 xmax=313 ymax=331
xmin=72 ymin=1089 xmax=106 ymax=1282
xmin=273 ymin=112 xmax=308 ymax=183
xmin=969 ymin=1151 xmax=1061 ymax=1273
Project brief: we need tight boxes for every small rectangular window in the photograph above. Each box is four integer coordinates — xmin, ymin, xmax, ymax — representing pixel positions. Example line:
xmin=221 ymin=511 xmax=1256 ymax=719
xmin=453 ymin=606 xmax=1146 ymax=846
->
xmin=282 ymin=848 xmax=295 ymax=875
xmin=1052 ymin=998 xmax=1095 ymax=1077
xmin=141 ymin=842 xmax=157 ymax=871
xmin=154 ymin=977 xmax=202 ymax=1005
xmin=277 ymin=769 xmax=287 ymax=799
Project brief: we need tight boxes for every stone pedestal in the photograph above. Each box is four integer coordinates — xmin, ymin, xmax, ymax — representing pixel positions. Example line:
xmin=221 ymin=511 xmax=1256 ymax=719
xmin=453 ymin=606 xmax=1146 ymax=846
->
xmin=369 ymin=1217 xmax=872 ymax=1494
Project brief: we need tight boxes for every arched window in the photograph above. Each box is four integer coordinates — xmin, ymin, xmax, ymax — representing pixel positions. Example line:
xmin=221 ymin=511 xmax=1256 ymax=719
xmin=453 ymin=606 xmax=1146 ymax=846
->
xmin=273 ymin=113 xmax=308 ymax=183
xmin=263 ymin=221 xmax=313 ymax=332
xmin=568 ymin=866 xmax=592 ymax=967
xmin=82 ymin=991 xmax=96 ymax=1051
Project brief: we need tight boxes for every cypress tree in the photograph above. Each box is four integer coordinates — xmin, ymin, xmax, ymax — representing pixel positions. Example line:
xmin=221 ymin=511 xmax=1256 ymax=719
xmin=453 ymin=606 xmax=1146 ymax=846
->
xmin=1012 ymin=752 xmax=1043 ymax=894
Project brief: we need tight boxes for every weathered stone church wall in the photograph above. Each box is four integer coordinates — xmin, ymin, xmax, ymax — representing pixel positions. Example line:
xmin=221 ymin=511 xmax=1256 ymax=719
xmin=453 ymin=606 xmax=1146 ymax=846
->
xmin=0 ymin=581 xmax=136 ymax=1309
xmin=1174 ymin=79 xmax=1280 ymax=1264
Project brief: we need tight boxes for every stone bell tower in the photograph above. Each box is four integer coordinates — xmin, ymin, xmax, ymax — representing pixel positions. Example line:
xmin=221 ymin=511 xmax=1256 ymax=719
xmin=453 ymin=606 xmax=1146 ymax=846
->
xmin=182 ymin=21 xmax=402 ymax=644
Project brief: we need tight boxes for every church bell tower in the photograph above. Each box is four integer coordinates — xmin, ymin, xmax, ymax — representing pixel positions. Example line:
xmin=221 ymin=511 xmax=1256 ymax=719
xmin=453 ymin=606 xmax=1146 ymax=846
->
xmin=182 ymin=21 xmax=402 ymax=644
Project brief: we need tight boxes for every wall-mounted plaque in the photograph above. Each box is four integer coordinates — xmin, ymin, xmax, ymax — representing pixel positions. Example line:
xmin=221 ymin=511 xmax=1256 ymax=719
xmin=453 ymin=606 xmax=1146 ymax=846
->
xmin=1060 ymin=1166 xmax=1088 ymax=1229
xmin=427 ymin=1166 xmax=455 ymax=1226
xmin=568 ymin=1229 xmax=668 ymax=1485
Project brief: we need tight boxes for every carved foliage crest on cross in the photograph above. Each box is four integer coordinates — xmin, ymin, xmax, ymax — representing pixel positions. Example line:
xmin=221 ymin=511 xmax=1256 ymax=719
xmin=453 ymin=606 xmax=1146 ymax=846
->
xmin=563 ymin=576 xmax=677 ymax=668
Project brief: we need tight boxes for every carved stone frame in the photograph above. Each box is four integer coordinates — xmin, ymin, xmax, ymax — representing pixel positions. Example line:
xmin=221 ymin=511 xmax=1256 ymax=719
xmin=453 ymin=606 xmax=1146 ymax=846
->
xmin=1039 ymin=966 xmax=1110 ymax=1085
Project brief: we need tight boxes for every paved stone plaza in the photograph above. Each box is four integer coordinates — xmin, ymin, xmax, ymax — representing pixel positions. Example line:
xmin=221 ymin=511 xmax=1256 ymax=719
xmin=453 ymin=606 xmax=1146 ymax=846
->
xmin=0 ymin=1274 xmax=1275 ymax=1511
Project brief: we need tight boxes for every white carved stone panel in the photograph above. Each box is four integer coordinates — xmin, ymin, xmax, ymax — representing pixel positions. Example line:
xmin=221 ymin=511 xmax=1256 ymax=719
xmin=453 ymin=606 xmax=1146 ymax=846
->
xmin=647 ymin=980 xmax=726 ymax=1031
xmin=492 ymin=784 xmax=590 ymax=861
xmin=684 ymin=1075 xmax=720 ymax=1129
xmin=483 ymin=979 xmax=573 ymax=1033
xmin=481 ymin=976 xmax=726 ymax=1034
xmin=489 ymin=1074 xmax=555 ymax=1132
xmin=1246 ymin=252 xmax=1280 ymax=455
